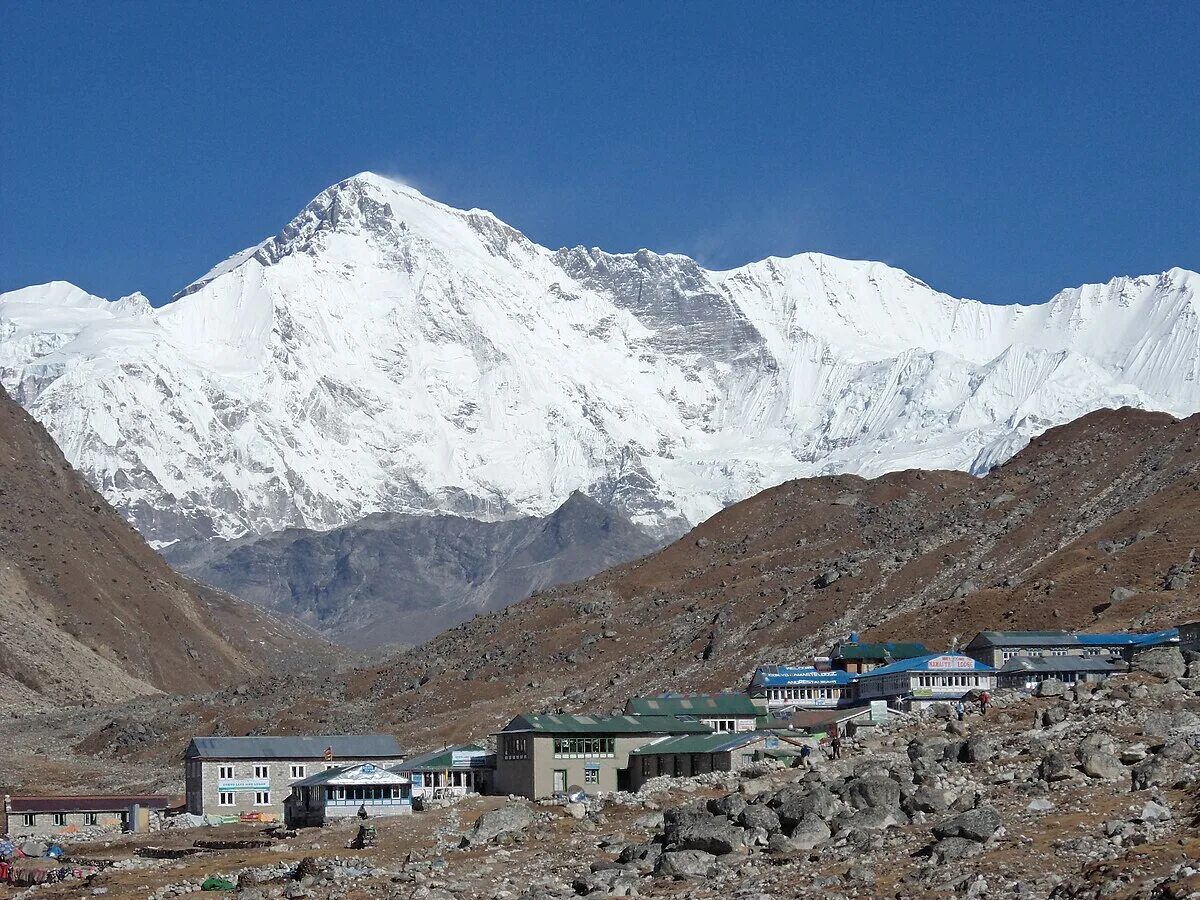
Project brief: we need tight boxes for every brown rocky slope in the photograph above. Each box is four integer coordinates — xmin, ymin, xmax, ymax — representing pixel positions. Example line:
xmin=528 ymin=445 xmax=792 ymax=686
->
xmin=27 ymin=405 xmax=1200 ymax=787
xmin=353 ymin=406 xmax=1200 ymax=746
xmin=0 ymin=385 xmax=330 ymax=711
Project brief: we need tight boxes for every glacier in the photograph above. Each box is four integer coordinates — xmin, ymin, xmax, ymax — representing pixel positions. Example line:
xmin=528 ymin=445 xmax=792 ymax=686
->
xmin=1 ymin=172 xmax=1198 ymax=544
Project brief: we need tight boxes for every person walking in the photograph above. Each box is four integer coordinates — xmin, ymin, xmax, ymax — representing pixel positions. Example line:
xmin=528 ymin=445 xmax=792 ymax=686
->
xmin=979 ymin=690 xmax=991 ymax=716
xmin=831 ymin=730 xmax=843 ymax=760
xmin=800 ymin=743 xmax=813 ymax=769
xmin=955 ymin=699 xmax=966 ymax=722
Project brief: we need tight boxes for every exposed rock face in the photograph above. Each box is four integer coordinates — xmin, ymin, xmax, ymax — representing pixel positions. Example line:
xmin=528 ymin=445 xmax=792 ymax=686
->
xmin=0 ymin=386 xmax=321 ymax=711
xmin=1133 ymin=648 xmax=1187 ymax=680
xmin=166 ymin=491 xmax=658 ymax=647
xmin=931 ymin=806 xmax=1002 ymax=843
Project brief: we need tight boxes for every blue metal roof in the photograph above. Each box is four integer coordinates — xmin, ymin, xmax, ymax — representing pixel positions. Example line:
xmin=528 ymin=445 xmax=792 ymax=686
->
xmin=749 ymin=665 xmax=857 ymax=689
xmin=1076 ymin=628 xmax=1178 ymax=647
xmin=859 ymin=654 xmax=995 ymax=678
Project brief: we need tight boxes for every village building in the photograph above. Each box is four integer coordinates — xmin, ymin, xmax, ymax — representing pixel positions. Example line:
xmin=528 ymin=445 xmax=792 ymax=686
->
xmin=1177 ymin=620 xmax=1200 ymax=653
xmin=965 ymin=629 xmax=1177 ymax=666
xmin=622 ymin=693 xmax=760 ymax=732
xmin=283 ymin=763 xmax=412 ymax=828
xmin=493 ymin=714 xmax=710 ymax=799
xmin=1 ymin=794 xmax=168 ymax=838
xmin=184 ymin=734 xmax=403 ymax=819
xmin=829 ymin=638 xmax=930 ymax=673
xmin=997 ymin=655 xmax=1121 ymax=690
xmin=855 ymin=653 xmax=996 ymax=708
xmin=392 ymin=744 xmax=495 ymax=799
xmin=760 ymin=704 xmax=883 ymax=738
xmin=626 ymin=731 xmax=810 ymax=791
xmin=747 ymin=665 xmax=858 ymax=710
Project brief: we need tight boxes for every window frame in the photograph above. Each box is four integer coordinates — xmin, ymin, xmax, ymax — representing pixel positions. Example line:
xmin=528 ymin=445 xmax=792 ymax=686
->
xmin=218 ymin=792 xmax=236 ymax=807
xmin=254 ymin=790 xmax=271 ymax=806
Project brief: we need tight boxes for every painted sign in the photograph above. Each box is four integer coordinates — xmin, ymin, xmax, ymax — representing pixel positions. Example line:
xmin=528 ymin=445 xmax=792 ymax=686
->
xmin=362 ymin=764 xmax=376 ymax=774
xmin=217 ymin=779 xmax=269 ymax=792
xmin=765 ymin=737 xmax=780 ymax=749
xmin=869 ymin=700 xmax=888 ymax=723
xmin=925 ymin=655 xmax=976 ymax=670
xmin=451 ymin=751 xmax=489 ymax=768
xmin=410 ymin=773 xmax=424 ymax=787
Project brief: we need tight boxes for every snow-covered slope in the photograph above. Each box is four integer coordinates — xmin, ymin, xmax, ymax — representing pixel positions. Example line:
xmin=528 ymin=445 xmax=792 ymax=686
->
xmin=2 ymin=173 xmax=1198 ymax=544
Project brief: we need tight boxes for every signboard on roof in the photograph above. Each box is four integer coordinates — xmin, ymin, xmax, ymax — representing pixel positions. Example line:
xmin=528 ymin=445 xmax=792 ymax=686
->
xmin=451 ymin=750 xmax=489 ymax=768
xmin=925 ymin=655 xmax=975 ymax=670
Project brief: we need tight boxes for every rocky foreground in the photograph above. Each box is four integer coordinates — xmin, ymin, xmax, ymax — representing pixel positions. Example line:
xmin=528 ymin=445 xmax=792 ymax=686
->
xmin=6 ymin=648 xmax=1199 ymax=900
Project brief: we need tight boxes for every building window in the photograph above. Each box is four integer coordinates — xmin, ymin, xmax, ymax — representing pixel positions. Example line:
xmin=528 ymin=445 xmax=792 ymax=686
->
xmin=84 ymin=813 xmax=99 ymax=826
xmin=219 ymin=765 xmax=234 ymax=780
xmin=584 ymin=769 xmax=599 ymax=784
xmin=641 ymin=756 xmax=653 ymax=775
xmin=741 ymin=752 xmax=755 ymax=764
xmin=254 ymin=791 xmax=271 ymax=806
xmin=291 ymin=765 xmax=306 ymax=779
xmin=23 ymin=814 xmax=36 ymax=827
xmin=503 ymin=735 xmax=528 ymax=760
xmin=552 ymin=737 xmax=615 ymax=758
xmin=254 ymin=765 xmax=269 ymax=780
xmin=218 ymin=792 xmax=235 ymax=806
xmin=52 ymin=813 xmax=67 ymax=827
xmin=325 ymin=764 xmax=337 ymax=770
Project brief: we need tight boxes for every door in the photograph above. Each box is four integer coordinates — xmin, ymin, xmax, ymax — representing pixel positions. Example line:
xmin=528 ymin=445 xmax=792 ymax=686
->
xmin=553 ymin=769 xmax=567 ymax=794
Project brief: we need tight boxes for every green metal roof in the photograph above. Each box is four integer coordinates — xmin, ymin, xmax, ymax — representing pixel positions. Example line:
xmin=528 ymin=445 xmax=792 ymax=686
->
xmin=393 ymin=744 xmax=492 ymax=772
xmin=831 ymin=641 xmax=928 ymax=660
xmin=500 ymin=714 xmax=711 ymax=735
xmin=623 ymin=693 xmax=759 ymax=717
xmin=629 ymin=731 xmax=807 ymax=755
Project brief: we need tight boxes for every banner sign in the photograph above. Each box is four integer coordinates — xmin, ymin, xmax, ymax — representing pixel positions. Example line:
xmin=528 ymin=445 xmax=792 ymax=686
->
xmin=217 ymin=779 xmax=269 ymax=792
xmin=451 ymin=751 xmax=489 ymax=767
xmin=925 ymin=655 xmax=975 ymax=670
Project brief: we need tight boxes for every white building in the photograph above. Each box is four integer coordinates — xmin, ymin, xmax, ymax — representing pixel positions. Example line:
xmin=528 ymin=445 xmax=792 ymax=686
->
xmin=747 ymin=665 xmax=858 ymax=710
xmin=285 ymin=762 xmax=412 ymax=827
xmin=855 ymin=654 xmax=996 ymax=708
xmin=184 ymin=735 xmax=403 ymax=819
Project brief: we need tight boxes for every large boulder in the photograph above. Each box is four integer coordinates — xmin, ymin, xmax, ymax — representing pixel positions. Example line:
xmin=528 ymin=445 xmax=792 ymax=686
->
xmin=846 ymin=776 xmax=901 ymax=811
xmin=464 ymin=804 xmax=534 ymax=844
xmin=655 ymin=850 xmax=717 ymax=879
xmin=931 ymin=806 xmax=1001 ymax=843
xmin=963 ymin=734 xmax=999 ymax=764
xmin=903 ymin=785 xmax=953 ymax=815
xmin=930 ymin=836 xmax=983 ymax=864
xmin=908 ymin=736 xmax=951 ymax=763
xmin=1079 ymin=750 xmax=1125 ymax=780
xmin=770 ymin=786 xmax=839 ymax=827
xmin=666 ymin=822 xmax=745 ymax=856
xmin=737 ymin=804 xmax=782 ymax=834
xmin=1132 ymin=648 xmax=1187 ymax=680
xmin=1036 ymin=679 xmax=1068 ymax=697
xmin=706 ymin=794 xmax=747 ymax=820
xmin=664 ymin=804 xmax=719 ymax=828
xmin=785 ymin=814 xmax=831 ymax=850
xmin=1038 ymin=751 xmax=1075 ymax=782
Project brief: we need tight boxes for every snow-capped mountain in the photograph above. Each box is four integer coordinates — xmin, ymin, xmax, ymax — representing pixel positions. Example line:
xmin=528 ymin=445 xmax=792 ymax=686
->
xmin=2 ymin=173 xmax=1198 ymax=544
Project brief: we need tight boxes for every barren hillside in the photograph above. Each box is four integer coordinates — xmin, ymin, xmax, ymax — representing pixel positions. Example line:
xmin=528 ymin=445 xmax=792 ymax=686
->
xmin=0 ymin=385 xmax=331 ymax=711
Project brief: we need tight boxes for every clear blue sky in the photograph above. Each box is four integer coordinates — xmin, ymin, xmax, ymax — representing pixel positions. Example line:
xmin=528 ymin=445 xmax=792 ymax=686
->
xmin=2 ymin=2 xmax=1197 ymax=305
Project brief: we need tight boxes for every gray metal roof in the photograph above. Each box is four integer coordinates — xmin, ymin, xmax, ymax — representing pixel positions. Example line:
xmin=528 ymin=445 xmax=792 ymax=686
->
xmin=998 ymin=656 xmax=1122 ymax=674
xmin=967 ymin=631 xmax=1080 ymax=648
xmin=185 ymin=734 xmax=402 ymax=760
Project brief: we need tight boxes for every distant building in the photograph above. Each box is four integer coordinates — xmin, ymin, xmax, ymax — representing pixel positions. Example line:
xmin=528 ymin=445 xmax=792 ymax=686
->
xmin=184 ymin=735 xmax=403 ymax=819
xmin=965 ymin=630 xmax=1177 ymax=667
xmin=284 ymin=763 xmax=412 ymax=828
xmin=626 ymin=731 xmax=810 ymax=792
xmin=1177 ymin=621 xmax=1200 ymax=653
xmin=2 ymin=794 xmax=168 ymax=838
xmin=747 ymin=665 xmax=857 ymax=710
xmin=493 ymin=714 xmax=710 ymax=799
xmin=855 ymin=653 xmax=996 ymax=708
xmin=759 ymin=705 xmax=881 ymax=738
xmin=623 ymin=693 xmax=760 ymax=732
xmin=830 ymin=639 xmax=929 ymax=673
xmin=392 ymin=744 xmax=495 ymax=798
xmin=997 ymin=655 xmax=1120 ymax=690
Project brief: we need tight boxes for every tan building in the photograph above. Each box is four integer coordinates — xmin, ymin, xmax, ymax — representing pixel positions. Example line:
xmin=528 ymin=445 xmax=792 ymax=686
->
xmin=493 ymin=714 xmax=710 ymax=799
xmin=2 ymin=794 xmax=167 ymax=838
xmin=627 ymin=731 xmax=810 ymax=792
xmin=965 ymin=630 xmax=1177 ymax=667
xmin=184 ymin=735 xmax=402 ymax=819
